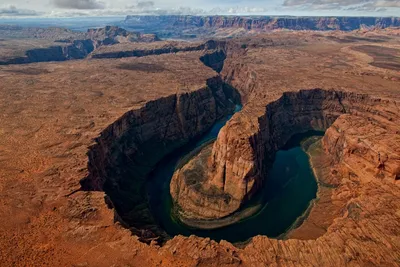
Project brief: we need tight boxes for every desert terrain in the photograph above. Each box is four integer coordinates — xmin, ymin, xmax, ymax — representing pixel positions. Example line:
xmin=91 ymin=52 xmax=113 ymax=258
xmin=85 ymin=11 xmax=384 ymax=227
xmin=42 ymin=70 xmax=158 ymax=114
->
xmin=0 ymin=20 xmax=399 ymax=266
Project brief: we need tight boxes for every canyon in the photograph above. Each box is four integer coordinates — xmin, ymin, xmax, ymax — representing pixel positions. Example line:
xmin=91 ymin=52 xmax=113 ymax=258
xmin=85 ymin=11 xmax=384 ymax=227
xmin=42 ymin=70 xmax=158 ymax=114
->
xmin=0 ymin=26 xmax=159 ymax=65
xmin=123 ymin=15 xmax=400 ymax=38
xmin=81 ymin=75 xmax=240 ymax=242
xmin=170 ymin=89 xmax=399 ymax=225
xmin=0 ymin=23 xmax=399 ymax=267
xmin=125 ymin=15 xmax=400 ymax=31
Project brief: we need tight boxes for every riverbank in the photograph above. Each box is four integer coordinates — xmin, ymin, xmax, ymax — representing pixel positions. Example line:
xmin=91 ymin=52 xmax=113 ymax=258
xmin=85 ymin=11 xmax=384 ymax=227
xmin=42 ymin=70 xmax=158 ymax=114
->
xmin=164 ymin=131 xmax=321 ymax=242
xmin=172 ymin=139 xmax=264 ymax=230
xmin=175 ymin=202 xmax=263 ymax=230
xmin=286 ymin=138 xmax=344 ymax=240
xmin=173 ymin=137 xmax=325 ymax=231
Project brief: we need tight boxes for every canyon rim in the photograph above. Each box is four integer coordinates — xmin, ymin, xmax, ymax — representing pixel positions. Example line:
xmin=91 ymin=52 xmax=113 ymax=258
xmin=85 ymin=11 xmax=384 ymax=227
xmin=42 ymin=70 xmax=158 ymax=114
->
xmin=0 ymin=15 xmax=399 ymax=267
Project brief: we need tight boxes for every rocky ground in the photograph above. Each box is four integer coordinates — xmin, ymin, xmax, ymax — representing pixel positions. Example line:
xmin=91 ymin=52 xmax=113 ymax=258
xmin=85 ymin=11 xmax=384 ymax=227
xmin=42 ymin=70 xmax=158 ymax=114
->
xmin=122 ymin=15 xmax=400 ymax=39
xmin=0 ymin=28 xmax=399 ymax=266
xmin=0 ymin=26 xmax=159 ymax=65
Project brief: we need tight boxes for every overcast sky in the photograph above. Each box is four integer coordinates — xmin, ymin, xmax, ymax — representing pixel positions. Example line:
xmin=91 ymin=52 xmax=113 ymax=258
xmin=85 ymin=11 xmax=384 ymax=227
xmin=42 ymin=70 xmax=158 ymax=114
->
xmin=0 ymin=0 xmax=399 ymax=17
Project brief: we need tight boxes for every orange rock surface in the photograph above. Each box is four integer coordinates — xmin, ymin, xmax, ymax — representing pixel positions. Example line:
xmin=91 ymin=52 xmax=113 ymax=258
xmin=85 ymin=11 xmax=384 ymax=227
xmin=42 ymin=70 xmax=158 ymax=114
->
xmin=0 ymin=30 xmax=399 ymax=266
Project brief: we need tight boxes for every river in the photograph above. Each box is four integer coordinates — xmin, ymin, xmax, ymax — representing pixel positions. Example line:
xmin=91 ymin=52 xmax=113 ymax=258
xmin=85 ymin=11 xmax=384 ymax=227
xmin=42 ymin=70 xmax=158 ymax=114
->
xmin=146 ymin=106 xmax=321 ymax=243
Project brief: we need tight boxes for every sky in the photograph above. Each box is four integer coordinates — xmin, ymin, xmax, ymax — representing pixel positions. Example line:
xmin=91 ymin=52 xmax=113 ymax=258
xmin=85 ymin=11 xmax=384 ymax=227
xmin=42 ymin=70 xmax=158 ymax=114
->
xmin=0 ymin=0 xmax=399 ymax=17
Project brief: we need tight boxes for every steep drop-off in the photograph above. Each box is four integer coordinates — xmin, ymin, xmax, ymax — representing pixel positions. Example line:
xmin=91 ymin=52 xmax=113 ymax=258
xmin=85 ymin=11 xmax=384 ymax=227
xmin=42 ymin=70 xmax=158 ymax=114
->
xmin=80 ymin=76 xmax=240 ymax=242
xmin=171 ymin=89 xmax=400 ymax=223
xmin=124 ymin=15 xmax=400 ymax=32
xmin=91 ymin=40 xmax=227 ymax=66
xmin=0 ymin=26 xmax=159 ymax=65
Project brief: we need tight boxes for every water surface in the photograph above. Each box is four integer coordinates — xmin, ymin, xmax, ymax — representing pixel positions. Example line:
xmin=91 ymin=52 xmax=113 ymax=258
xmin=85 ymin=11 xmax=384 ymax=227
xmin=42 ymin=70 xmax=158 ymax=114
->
xmin=146 ymin=111 xmax=320 ymax=243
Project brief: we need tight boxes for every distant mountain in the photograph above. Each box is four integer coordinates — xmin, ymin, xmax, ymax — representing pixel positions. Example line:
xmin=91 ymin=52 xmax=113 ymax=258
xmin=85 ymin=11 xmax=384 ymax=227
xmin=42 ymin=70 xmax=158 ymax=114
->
xmin=124 ymin=15 xmax=400 ymax=32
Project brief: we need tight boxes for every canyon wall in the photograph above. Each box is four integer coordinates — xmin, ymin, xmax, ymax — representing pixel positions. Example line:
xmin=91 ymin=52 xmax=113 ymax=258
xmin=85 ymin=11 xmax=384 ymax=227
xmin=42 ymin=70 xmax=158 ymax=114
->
xmin=0 ymin=38 xmax=224 ymax=65
xmin=0 ymin=40 xmax=97 ymax=65
xmin=91 ymin=40 xmax=227 ymax=62
xmin=0 ymin=26 xmax=159 ymax=65
xmin=171 ymin=89 xmax=400 ymax=222
xmin=323 ymin=114 xmax=400 ymax=182
xmin=81 ymin=76 xmax=239 ymax=241
xmin=124 ymin=16 xmax=400 ymax=31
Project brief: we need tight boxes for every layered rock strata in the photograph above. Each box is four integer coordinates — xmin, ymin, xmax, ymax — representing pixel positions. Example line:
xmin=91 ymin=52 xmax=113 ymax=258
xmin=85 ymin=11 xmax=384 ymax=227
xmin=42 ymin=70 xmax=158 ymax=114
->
xmin=171 ymin=89 xmax=400 ymax=224
xmin=81 ymin=76 xmax=240 ymax=241
xmin=124 ymin=15 xmax=400 ymax=32
xmin=323 ymin=114 xmax=400 ymax=183
xmin=1 ymin=29 xmax=400 ymax=266
xmin=91 ymin=40 xmax=226 ymax=61
xmin=0 ymin=26 xmax=159 ymax=65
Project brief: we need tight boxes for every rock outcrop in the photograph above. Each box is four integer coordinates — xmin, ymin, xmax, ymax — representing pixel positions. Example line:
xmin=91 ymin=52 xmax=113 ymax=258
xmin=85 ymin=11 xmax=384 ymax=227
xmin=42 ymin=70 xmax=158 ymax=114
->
xmin=90 ymin=40 xmax=226 ymax=61
xmin=0 ymin=39 xmax=96 ymax=65
xmin=0 ymin=25 xmax=82 ymax=40
xmin=1 ymin=28 xmax=400 ymax=266
xmin=323 ymin=114 xmax=400 ymax=183
xmin=171 ymin=89 xmax=400 ymax=224
xmin=81 ymin=75 xmax=240 ymax=241
xmin=85 ymin=26 xmax=159 ymax=43
xmin=124 ymin=15 xmax=400 ymax=32
xmin=0 ymin=35 xmax=227 ymax=66
xmin=0 ymin=26 xmax=159 ymax=65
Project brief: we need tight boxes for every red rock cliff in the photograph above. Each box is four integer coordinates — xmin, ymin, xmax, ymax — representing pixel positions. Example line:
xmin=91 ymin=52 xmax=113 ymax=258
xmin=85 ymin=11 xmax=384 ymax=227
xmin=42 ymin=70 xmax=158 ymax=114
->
xmin=171 ymin=89 xmax=400 ymax=222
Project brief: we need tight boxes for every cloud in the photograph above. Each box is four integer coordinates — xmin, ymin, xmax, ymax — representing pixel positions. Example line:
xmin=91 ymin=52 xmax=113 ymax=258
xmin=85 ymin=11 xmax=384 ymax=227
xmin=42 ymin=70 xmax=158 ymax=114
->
xmin=122 ymin=2 xmax=269 ymax=16
xmin=0 ymin=5 xmax=39 ymax=16
xmin=52 ymin=0 xmax=106 ymax=9
xmin=282 ymin=0 xmax=400 ymax=11
xmin=374 ymin=0 xmax=400 ymax=7
xmin=225 ymin=6 xmax=267 ymax=13
xmin=125 ymin=1 xmax=156 ymax=12
xmin=283 ymin=0 xmax=370 ymax=8
xmin=121 ymin=4 xmax=207 ymax=15
xmin=136 ymin=1 xmax=155 ymax=9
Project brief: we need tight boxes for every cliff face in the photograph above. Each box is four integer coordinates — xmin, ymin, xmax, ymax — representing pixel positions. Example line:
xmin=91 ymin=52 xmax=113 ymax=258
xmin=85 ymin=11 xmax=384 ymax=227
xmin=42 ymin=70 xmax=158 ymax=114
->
xmin=210 ymin=89 xmax=399 ymax=206
xmin=2 ymin=28 xmax=400 ymax=266
xmin=81 ymin=76 xmax=239 ymax=242
xmin=83 ymin=76 xmax=235 ymax=190
xmin=84 ymin=26 xmax=159 ymax=44
xmin=91 ymin=40 xmax=226 ymax=61
xmin=170 ymin=144 xmax=243 ymax=220
xmin=0 ymin=26 xmax=159 ymax=65
xmin=0 ymin=25 xmax=82 ymax=39
xmin=0 ymin=40 xmax=97 ymax=65
xmin=200 ymin=49 xmax=227 ymax=73
xmin=171 ymin=89 xmax=400 ymax=222
xmin=323 ymin=114 xmax=400 ymax=182
xmin=125 ymin=15 xmax=400 ymax=31
xmin=0 ymin=37 xmax=222 ymax=65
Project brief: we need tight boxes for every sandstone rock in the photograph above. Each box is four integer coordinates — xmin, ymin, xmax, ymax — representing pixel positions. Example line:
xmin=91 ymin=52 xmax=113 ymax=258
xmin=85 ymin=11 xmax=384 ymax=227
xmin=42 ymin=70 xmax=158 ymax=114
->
xmin=1 ymin=29 xmax=400 ymax=266
xmin=124 ymin=15 xmax=400 ymax=32
xmin=171 ymin=89 xmax=400 ymax=222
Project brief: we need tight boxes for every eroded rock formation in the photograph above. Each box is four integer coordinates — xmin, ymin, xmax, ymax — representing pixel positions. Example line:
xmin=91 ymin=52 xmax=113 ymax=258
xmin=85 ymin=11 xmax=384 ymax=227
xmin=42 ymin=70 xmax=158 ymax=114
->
xmin=1 ymin=27 xmax=400 ymax=266
xmin=91 ymin=40 xmax=227 ymax=62
xmin=171 ymin=89 xmax=400 ymax=224
xmin=323 ymin=114 xmax=400 ymax=182
xmin=81 ymin=76 xmax=240 ymax=241
xmin=124 ymin=15 xmax=400 ymax=32
xmin=0 ymin=26 xmax=159 ymax=65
